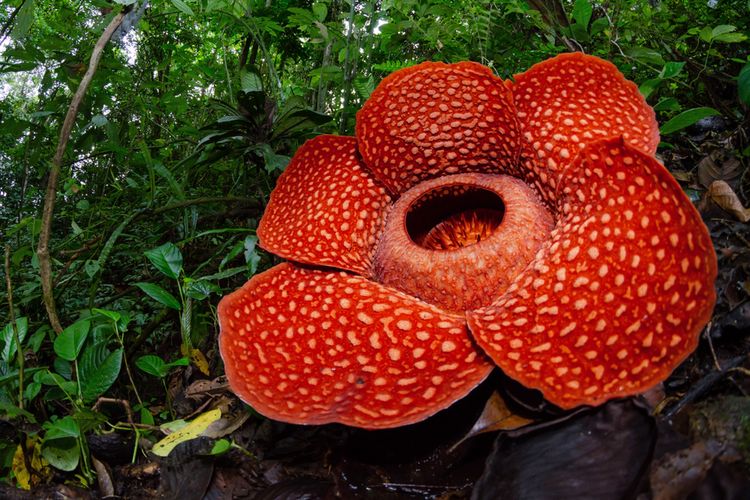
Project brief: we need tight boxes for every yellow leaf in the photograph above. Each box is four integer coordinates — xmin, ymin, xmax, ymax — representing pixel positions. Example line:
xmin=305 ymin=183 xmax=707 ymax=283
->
xmin=190 ymin=348 xmax=210 ymax=375
xmin=12 ymin=437 xmax=51 ymax=489
xmin=151 ymin=409 xmax=222 ymax=457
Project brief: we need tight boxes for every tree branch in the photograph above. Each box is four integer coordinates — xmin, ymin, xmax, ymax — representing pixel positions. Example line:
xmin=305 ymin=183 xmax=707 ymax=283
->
xmin=36 ymin=10 xmax=128 ymax=334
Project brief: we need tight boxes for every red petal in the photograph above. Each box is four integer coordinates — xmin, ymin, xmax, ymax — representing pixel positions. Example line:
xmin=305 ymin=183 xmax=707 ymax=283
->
xmin=257 ymin=135 xmax=392 ymax=276
xmin=219 ymin=263 xmax=493 ymax=429
xmin=467 ymin=138 xmax=716 ymax=409
xmin=513 ymin=53 xmax=659 ymax=201
xmin=356 ymin=62 xmax=520 ymax=194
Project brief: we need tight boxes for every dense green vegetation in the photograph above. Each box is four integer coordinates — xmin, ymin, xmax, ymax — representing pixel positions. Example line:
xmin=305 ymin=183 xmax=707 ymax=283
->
xmin=0 ymin=0 xmax=748 ymax=491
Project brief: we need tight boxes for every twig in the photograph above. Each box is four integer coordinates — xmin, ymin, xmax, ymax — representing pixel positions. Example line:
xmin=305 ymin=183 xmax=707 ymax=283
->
xmin=36 ymin=9 xmax=128 ymax=334
xmin=94 ymin=397 xmax=136 ymax=431
xmin=4 ymin=246 xmax=23 ymax=409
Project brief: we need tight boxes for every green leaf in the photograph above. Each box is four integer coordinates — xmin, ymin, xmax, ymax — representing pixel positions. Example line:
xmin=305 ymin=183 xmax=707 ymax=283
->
xmin=312 ymin=2 xmax=328 ymax=21
xmin=660 ymin=107 xmax=721 ymax=135
xmin=136 ymin=355 xmax=168 ymax=378
xmin=572 ymin=0 xmax=592 ymax=28
xmin=144 ymin=243 xmax=183 ymax=279
xmin=171 ymin=0 xmax=195 ymax=16
xmin=72 ymin=408 xmax=107 ymax=434
xmin=713 ymin=32 xmax=747 ymax=43
xmin=11 ymin=0 xmax=35 ymax=40
xmin=210 ymin=439 xmax=231 ymax=455
xmin=134 ymin=282 xmax=181 ymax=310
xmin=44 ymin=416 xmax=80 ymax=440
xmin=42 ymin=438 xmax=79 ymax=471
xmin=240 ymin=69 xmax=263 ymax=93
xmin=624 ymin=47 xmax=665 ymax=66
xmin=711 ymin=24 xmax=737 ymax=37
xmin=185 ymin=279 xmax=220 ymax=301
xmin=53 ymin=320 xmax=90 ymax=361
xmin=78 ymin=345 xmax=123 ymax=402
xmin=659 ymin=62 xmax=685 ymax=79
xmin=2 ymin=317 xmax=28 ymax=363
xmin=92 ymin=308 xmax=121 ymax=323
xmin=738 ymin=63 xmax=750 ymax=106
xmin=244 ymin=236 xmax=261 ymax=275
xmin=84 ymin=259 xmax=100 ymax=278
xmin=639 ymin=78 xmax=662 ymax=99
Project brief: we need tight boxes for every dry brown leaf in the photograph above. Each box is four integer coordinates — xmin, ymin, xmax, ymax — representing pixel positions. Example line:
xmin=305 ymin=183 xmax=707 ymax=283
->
xmin=708 ymin=180 xmax=750 ymax=222
xmin=450 ymin=391 xmax=533 ymax=450
xmin=698 ymin=151 xmax=742 ymax=189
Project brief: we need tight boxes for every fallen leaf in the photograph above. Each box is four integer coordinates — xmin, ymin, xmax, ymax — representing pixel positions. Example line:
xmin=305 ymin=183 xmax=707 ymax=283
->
xmin=152 ymin=409 xmax=222 ymax=457
xmin=189 ymin=348 xmax=210 ymax=376
xmin=12 ymin=437 xmax=51 ymax=490
xmin=650 ymin=440 xmax=725 ymax=500
xmin=698 ymin=150 xmax=742 ymax=189
xmin=451 ymin=392 xmax=533 ymax=451
xmin=472 ymin=399 xmax=655 ymax=499
xmin=707 ymin=180 xmax=750 ymax=222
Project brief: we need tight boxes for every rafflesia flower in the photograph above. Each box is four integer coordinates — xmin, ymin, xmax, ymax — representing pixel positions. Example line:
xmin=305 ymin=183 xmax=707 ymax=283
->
xmin=218 ymin=53 xmax=717 ymax=429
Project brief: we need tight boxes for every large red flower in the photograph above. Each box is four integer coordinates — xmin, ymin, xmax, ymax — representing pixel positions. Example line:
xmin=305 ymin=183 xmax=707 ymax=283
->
xmin=218 ymin=53 xmax=717 ymax=429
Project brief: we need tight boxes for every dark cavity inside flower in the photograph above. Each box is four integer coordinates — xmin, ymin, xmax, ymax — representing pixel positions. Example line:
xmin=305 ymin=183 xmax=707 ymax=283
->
xmin=218 ymin=53 xmax=717 ymax=429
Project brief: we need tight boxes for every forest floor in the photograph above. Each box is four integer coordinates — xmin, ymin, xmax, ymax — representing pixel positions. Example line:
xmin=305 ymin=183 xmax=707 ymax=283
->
xmin=4 ymin=123 xmax=750 ymax=499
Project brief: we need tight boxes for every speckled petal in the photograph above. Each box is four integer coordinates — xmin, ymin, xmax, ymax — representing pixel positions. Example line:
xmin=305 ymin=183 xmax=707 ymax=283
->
xmin=257 ymin=135 xmax=392 ymax=276
xmin=356 ymin=61 xmax=520 ymax=194
xmin=513 ymin=53 xmax=659 ymax=202
xmin=219 ymin=263 xmax=493 ymax=429
xmin=467 ymin=138 xmax=717 ymax=409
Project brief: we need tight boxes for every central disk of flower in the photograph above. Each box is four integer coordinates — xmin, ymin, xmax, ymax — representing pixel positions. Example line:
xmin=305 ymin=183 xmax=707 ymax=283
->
xmin=373 ymin=173 xmax=554 ymax=312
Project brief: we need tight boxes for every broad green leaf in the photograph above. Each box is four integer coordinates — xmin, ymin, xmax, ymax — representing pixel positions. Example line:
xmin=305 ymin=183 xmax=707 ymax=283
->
xmin=210 ymin=439 xmax=231 ymax=455
xmin=659 ymin=62 xmax=685 ymax=79
xmin=624 ymin=47 xmax=665 ymax=66
xmin=639 ymin=78 xmax=662 ymax=99
xmin=134 ymin=282 xmax=181 ymax=310
xmin=136 ymin=355 xmax=168 ymax=377
xmin=53 ymin=320 xmax=90 ymax=361
xmin=11 ymin=0 xmax=35 ymax=40
xmin=185 ymin=279 xmax=220 ymax=300
xmin=72 ymin=408 xmax=107 ymax=434
xmin=312 ymin=2 xmax=327 ymax=21
xmin=44 ymin=416 xmax=80 ymax=440
xmin=171 ymin=0 xmax=195 ymax=16
xmin=572 ymin=0 xmax=592 ymax=28
xmin=144 ymin=243 xmax=183 ymax=279
xmin=1 ymin=317 xmax=28 ymax=362
xmin=660 ymin=107 xmax=721 ymax=135
xmin=41 ymin=438 xmax=79 ymax=471
xmin=152 ymin=409 xmax=222 ymax=457
xmin=244 ymin=236 xmax=261 ymax=275
xmin=79 ymin=345 xmax=123 ymax=402
xmin=711 ymin=24 xmax=737 ymax=37
xmin=84 ymin=259 xmax=100 ymax=278
xmin=713 ymin=33 xmax=747 ymax=43
xmin=739 ymin=63 xmax=750 ymax=106
xmin=240 ymin=69 xmax=263 ymax=93
xmin=92 ymin=308 xmax=121 ymax=323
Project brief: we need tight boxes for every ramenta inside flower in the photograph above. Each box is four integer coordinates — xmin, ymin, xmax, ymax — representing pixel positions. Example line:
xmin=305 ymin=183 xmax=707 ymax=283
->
xmin=374 ymin=173 xmax=553 ymax=312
